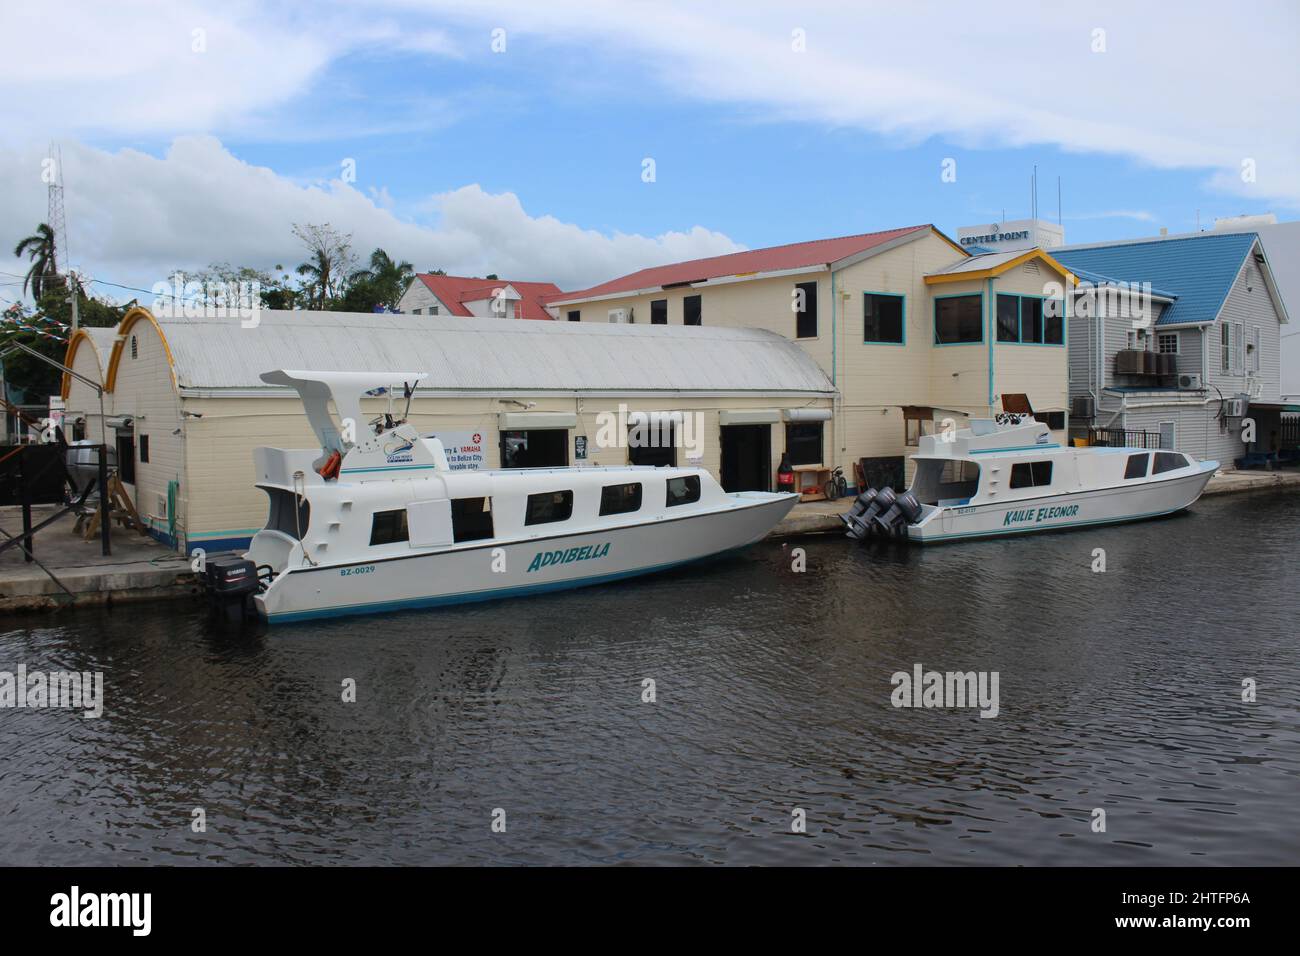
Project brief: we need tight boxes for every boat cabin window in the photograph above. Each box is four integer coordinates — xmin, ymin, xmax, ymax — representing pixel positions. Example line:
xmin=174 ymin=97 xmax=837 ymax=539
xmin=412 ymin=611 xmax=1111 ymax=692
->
xmin=1152 ymin=452 xmax=1188 ymax=475
xmin=265 ymin=488 xmax=311 ymax=540
xmin=525 ymin=490 xmax=573 ymax=525
xmin=599 ymin=482 xmax=643 ymax=516
xmin=910 ymin=459 xmax=979 ymax=505
xmin=369 ymin=508 xmax=409 ymax=546
xmin=1124 ymin=453 xmax=1149 ymax=479
xmin=666 ymin=475 xmax=701 ymax=507
xmin=451 ymin=497 xmax=494 ymax=542
xmin=1009 ymin=460 xmax=1052 ymax=489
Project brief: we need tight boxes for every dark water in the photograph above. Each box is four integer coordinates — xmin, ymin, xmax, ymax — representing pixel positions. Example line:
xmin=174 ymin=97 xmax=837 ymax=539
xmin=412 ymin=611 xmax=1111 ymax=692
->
xmin=3 ymin=493 xmax=1298 ymax=866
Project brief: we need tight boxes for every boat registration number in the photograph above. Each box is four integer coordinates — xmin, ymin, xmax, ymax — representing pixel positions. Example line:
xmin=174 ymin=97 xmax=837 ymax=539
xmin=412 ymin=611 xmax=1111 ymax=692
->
xmin=340 ymin=565 xmax=376 ymax=576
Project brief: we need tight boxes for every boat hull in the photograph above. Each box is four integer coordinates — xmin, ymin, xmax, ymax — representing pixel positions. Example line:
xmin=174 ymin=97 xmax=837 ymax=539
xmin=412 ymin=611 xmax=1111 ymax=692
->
xmin=907 ymin=464 xmax=1216 ymax=544
xmin=254 ymin=492 xmax=795 ymax=623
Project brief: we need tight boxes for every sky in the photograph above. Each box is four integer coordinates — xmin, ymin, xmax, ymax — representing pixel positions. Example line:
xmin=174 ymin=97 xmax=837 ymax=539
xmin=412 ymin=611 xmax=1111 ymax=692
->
xmin=1 ymin=0 xmax=1298 ymax=303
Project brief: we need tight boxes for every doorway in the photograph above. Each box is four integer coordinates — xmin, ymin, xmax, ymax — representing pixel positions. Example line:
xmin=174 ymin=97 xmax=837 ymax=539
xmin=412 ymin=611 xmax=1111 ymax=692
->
xmin=500 ymin=429 xmax=568 ymax=468
xmin=720 ymin=424 xmax=770 ymax=492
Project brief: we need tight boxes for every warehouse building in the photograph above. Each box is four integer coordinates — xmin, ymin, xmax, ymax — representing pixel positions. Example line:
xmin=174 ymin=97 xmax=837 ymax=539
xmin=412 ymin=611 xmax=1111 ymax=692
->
xmin=61 ymin=308 xmax=834 ymax=552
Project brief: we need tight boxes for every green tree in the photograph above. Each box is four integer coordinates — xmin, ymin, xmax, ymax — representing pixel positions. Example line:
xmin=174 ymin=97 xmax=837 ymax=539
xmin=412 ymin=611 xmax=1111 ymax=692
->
xmin=344 ymin=248 xmax=414 ymax=312
xmin=292 ymin=223 xmax=356 ymax=309
xmin=13 ymin=223 xmax=63 ymax=301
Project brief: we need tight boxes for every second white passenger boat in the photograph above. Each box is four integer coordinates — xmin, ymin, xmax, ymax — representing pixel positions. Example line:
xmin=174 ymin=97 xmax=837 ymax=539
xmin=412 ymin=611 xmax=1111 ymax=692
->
xmin=842 ymin=415 xmax=1218 ymax=543
xmin=209 ymin=370 xmax=797 ymax=623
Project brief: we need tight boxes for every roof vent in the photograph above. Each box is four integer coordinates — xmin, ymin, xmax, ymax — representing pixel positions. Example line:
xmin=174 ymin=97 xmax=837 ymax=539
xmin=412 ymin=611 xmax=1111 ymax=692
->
xmin=1023 ymin=260 xmax=1040 ymax=275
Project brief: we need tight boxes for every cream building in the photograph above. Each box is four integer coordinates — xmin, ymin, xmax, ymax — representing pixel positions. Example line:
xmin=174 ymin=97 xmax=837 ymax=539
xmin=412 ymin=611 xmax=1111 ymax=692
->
xmin=547 ymin=225 xmax=1075 ymax=489
xmin=60 ymin=308 xmax=833 ymax=552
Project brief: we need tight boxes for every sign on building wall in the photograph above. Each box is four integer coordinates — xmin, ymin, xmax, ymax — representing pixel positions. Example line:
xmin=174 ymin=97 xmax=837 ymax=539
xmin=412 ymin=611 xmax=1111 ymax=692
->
xmin=956 ymin=218 xmax=1065 ymax=253
xmin=427 ymin=430 xmax=486 ymax=470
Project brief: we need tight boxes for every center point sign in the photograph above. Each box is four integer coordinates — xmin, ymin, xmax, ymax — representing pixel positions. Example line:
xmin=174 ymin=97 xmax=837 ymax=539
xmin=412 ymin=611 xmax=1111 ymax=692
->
xmin=960 ymin=229 xmax=1030 ymax=246
xmin=428 ymin=431 xmax=486 ymax=470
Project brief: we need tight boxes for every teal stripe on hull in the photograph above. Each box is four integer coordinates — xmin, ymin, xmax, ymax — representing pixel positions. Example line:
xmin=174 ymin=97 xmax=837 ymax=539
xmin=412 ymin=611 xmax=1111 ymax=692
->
xmin=266 ymin=547 xmax=746 ymax=624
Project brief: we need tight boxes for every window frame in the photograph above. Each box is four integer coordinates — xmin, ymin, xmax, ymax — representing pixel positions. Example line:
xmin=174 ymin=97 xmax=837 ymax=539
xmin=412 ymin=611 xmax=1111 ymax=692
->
xmin=666 ymin=475 xmax=701 ymax=508
xmin=1157 ymin=332 xmax=1180 ymax=355
xmin=369 ymin=508 xmax=410 ymax=546
xmin=794 ymin=281 xmax=818 ymax=339
xmin=567 ymin=310 xmax=580 ymax=322
xmin=450 ymin=496 xmax=495 ymax=543
xmin=863 ymin=291 xmax=905 ymax=345
xmin=650 ymin=299 xmax=667 ymax=325
xmin=1009 ymin=460 xmax=1053 ymax=489
xmin=784 ymin=422 xmax=824 ymax=467
xmin=524 ymin=489 xmax=574 ymax=526
xmin=683 ymin=294 xmax=702 ymax=326
xmin=599 ymin=482 xmax=643 ymax=516
xmin=1124 ymin=452 xmax=1149 ymax=479
xmin=1153 ymin=451 xmax=1188 ymax=475
xmin=933 ymin=293 xmax=984 ymax=346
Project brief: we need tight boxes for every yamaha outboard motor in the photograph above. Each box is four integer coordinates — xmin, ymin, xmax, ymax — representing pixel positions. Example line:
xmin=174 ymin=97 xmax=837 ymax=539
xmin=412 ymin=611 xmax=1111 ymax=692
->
xmin=844 ymin=487 xmax=885 ymax=540
xmin=203 ymin=552 xmax=259 ymax=625
xmin=872 ymin=490 xmax=924 ymax=539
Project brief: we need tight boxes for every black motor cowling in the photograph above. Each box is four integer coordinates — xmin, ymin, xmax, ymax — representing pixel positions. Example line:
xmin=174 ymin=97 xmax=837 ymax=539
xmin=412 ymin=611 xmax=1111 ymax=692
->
xmin=872 ymin=490 xmax=924 ymax=539
xmin=203 ymin=552 xmax=259 ymax=624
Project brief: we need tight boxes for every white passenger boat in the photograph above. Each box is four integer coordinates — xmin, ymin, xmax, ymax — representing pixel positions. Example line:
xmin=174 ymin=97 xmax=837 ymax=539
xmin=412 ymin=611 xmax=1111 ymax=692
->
xmin=842 ymin=415 xmax=1217 ymax=544
xmin=207 ymin=370 xmax=797 ymax=623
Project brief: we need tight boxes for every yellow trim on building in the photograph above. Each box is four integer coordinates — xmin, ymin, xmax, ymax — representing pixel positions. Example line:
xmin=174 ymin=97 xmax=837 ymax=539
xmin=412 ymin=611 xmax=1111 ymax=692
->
xmin=105 ymin=306 xmax=178 ymax=393
xmin=924 ymin=248 xmax=1076 ymax=286
xmin=60 ymin=328 xmax=103 ymax=400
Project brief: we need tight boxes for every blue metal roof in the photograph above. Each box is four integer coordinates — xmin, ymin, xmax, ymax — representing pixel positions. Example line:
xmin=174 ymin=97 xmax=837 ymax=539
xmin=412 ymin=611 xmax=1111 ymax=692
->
xmin=1053 ymin=232 xmax=1258 ymax=327
xmin=1065 ymin=265 xmax=1179 ymax=301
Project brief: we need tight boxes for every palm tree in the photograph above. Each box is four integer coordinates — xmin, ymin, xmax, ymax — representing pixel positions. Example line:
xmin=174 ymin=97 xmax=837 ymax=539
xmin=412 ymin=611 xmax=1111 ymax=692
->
xmin=13 ymin=223 xmax=61 ymax=300
xmin=295 ymin=250 xmax=331 ymax=309
xmin=350 ymin=248 xmax=415 ymax=311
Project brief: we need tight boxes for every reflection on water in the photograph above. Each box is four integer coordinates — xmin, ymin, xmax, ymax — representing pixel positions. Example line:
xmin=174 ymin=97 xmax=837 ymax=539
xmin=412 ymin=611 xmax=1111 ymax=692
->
xmin=2 ymin=493 xmax=1298 ymax=865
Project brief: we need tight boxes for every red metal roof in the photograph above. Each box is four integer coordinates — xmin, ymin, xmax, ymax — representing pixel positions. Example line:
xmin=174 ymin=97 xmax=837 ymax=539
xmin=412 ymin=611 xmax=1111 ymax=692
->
xmin=416 ymin=274 xmax=563 ymax=320
xmin=547 ymin=225 xmax=943 ymax=304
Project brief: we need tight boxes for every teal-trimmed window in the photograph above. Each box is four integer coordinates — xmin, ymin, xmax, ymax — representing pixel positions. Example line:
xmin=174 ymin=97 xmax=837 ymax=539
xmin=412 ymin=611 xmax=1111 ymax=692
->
xmin=994 ymin=294 xmax=1064 ymax=345
xmin=864 ymin=292 xmax=905 ymax=344
xmin=934 ymin=294 xmax=983 ymax=344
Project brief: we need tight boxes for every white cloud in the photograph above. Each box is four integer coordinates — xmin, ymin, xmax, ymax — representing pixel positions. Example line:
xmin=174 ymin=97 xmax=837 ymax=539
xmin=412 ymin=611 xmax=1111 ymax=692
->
xmin=0 ymin=137 xmax=742 ymax=297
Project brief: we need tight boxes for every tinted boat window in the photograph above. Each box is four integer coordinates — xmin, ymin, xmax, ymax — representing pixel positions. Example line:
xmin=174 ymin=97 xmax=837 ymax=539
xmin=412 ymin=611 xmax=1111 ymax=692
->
xmin=525 ymin=490 xmax=573 ymax=525
xmin=600 ymin=482 xmax=643 ymax=516
xmin=1009 ymin=461 xmax=1053 ymax=489
xmin=370 ymin=509 xmax=409 ymax=545
xmin=666 ymin=475 xmax=701 ymax=507
xmin=1152 ymin=452 xmax=1188 ymax=475
xmin=451 ymin=497 xmax=494 ymax=542
xmin=1124 ymin=453 xmax=1149 ymax=479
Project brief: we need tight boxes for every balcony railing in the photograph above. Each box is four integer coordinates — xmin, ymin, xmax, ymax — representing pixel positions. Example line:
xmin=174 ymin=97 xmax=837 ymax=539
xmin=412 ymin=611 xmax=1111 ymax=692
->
xmin=1087 ymin=427 xmax=1164 ymax=449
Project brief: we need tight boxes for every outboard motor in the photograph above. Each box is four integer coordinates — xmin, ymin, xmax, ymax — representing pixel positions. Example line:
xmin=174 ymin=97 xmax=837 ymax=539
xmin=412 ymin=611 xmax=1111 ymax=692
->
xmin=843 ymin=487 xmax=884 ymax=540
xmin=872 ymin=490 xmax=924 ymax=539
xmin=203 ymin=552 xmax=259 ymax=625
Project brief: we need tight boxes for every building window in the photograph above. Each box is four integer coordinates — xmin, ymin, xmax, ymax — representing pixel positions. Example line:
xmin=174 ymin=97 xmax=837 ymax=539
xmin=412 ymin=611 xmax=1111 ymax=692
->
xmin=567 ymin=310 xmax=581 ymax=322
xmin=430 ymin=305 xmax=439 ymax=315
xmin=795 ymin=281 xmax=817 ymax=338
xmin=1153 ymin=452 xmax=1188 ymax=474
xmin=501 ymin=430 xmax=568 ymax=468
xmin=628 ymin=421 xmax=677 ymax=467
xmin=683 ymin=294 xmax=702 ymax=326
xmin=1009 ymin=461 xmax=1052 ymax=489
xmin=785 ymin=422 xmax=823 ymax=466
xmin=369 ymin=509 xmax=409 ymax=546
xmin=451 ymin=497 xmax=494 ymax=542
xmin=525 ymin=490 xmax=573 ymax=526
xmin=1124 ymin=453 xmax=1149 ymax=479
xmin=934 ymin=294 xmax=982 ymax=344
xmin=1221 ymin=323 xmax=1231 ymax=372
xmin=1021 ymin=297 xmax=1044 ymax=344
xmin=1157 ymin=332 xmax=1180 ymax=354
xmin=599 ymin=482 xmax=643 ymax=516
xmin=1249 ymin=327 xmax=1260 ymax=373
xmin=863 ymin=292 xmax=904 ymax=344
xmin=1044 ymin=298 xmax=1064 ymax=344
xmin=139 ymin=435 xmax=149 ymax=463
xmin=130 ymin=335 xmax=138 ymax=359
xmin=650 ymin=299 xmax=667 ymax=325
xmin=902 ymin=406 xmax=935 ymax=446
xmin=666 ymin=475 xmax=701 ymax=507
xmin=116 ymin=434 xmax=135 ymax=484
xmin=412 ymin=308 xmax=422 ymax=315
xmin=996 ymin=294 xmax=1019 ymax=342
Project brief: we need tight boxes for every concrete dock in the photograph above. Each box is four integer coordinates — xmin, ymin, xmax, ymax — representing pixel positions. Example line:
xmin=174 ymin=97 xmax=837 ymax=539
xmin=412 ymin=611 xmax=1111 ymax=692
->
xmin=3 ymin=466 xmax=1300 ymax=612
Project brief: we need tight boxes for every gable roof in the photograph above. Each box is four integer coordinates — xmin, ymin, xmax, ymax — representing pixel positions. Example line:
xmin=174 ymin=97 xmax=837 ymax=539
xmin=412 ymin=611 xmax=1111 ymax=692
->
xmin=414 ymin=274 xmax=562 ymax=320
xmin=924 ymin=247 xmax=1076 ymax=285
xmin=1051 ymin=232 xmax=1263 ymax=327
xmin=548 ymin=225 xmax=956 ymax=305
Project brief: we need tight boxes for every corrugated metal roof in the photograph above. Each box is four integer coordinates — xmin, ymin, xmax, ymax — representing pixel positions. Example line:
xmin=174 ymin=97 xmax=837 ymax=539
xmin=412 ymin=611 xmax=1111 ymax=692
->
xmin=155 ymin=310 xmax=836 ymax=395
xmin=82 ymin=326 xmax=118 ymax=369
xmin=927 ymin=249 xmax=1026 ymax=275
xmin=547 ymin=225 xmax=937 ymax=304
xmin=1052 ymin=232 xmax=1259 ymax=326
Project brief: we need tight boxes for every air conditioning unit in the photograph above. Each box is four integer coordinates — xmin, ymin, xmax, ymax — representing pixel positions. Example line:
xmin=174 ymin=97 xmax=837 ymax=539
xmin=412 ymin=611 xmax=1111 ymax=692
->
xmin=1115 ymin=349 xmax=1145 ymax=375
xmin=1223 ymin=398 xmax=1246 ymax=418
xmin=1072 ymin=396 xmax=1095 ymax=420
xmin=607 ymin=308 xmax=631 ymax=324
xmin=1177 ymin=373 xmax=1202 ymax=390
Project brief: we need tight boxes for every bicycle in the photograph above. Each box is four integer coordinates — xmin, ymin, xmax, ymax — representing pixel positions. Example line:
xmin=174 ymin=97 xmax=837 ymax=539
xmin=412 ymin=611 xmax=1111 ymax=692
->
xmin=822 ymin=465 xmax=848 ymax=501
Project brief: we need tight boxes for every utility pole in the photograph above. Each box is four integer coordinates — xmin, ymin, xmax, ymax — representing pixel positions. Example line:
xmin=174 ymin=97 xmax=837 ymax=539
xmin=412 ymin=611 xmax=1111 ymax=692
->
xmin=68 ymin=270 xmax=80 ymax=332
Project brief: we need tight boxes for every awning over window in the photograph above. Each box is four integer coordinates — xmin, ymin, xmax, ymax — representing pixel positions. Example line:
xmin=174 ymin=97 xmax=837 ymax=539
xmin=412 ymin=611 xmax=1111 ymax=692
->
xmin=783 ymin=407 xmax=831 ymax=422
xmin=719 ymin=409 xmax=780 ymax=426
xmin=498 ymin=412 xmax=577 ymax=430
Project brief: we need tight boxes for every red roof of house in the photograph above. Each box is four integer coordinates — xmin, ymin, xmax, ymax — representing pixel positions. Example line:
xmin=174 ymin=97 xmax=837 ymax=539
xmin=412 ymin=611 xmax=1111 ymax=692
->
xmin=415 ymin=274 xmax=563 ymax=320
xmin=547 ymin=225 xmax=950 ymax=304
